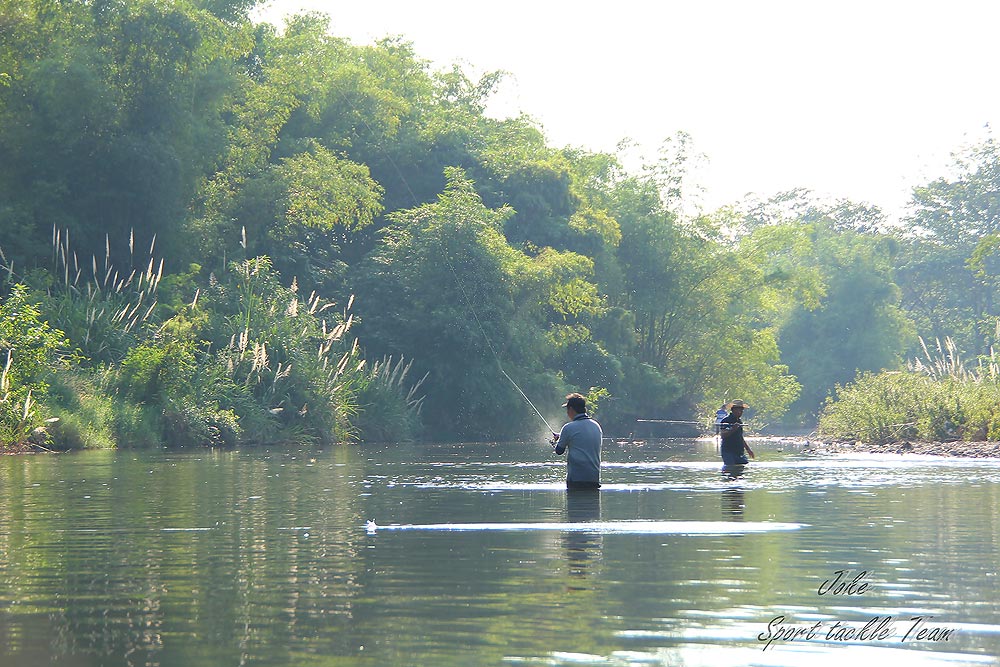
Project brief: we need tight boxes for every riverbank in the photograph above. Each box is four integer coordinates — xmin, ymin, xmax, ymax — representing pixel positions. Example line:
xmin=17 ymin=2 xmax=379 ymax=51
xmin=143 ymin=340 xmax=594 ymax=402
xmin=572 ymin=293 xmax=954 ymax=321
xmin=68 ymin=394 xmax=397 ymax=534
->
xmin=0 ymin=441 xmax=58 ymax=455
xmin=801 ymin=438 xmax=1000 ymax=458
xmin=8 ymin=434 xmax=1000 ymax=458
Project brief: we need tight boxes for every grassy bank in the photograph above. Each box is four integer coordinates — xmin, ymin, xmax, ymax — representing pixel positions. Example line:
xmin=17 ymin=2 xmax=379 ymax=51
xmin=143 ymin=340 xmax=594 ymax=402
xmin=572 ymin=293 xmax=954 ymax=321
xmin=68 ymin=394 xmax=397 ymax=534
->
xmin=1 ymin=237 xmax=424 ymax=452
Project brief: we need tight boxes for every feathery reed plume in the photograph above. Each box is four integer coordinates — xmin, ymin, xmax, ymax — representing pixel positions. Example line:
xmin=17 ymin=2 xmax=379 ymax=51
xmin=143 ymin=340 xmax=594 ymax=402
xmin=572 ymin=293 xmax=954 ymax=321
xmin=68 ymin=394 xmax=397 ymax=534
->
xmin=369 ymin=355 xmax=428 ymax=415
xmin=45 ymin=227 xmax=163 ymax=363
xmin=909 ymin=336 xmax=978 ymax=381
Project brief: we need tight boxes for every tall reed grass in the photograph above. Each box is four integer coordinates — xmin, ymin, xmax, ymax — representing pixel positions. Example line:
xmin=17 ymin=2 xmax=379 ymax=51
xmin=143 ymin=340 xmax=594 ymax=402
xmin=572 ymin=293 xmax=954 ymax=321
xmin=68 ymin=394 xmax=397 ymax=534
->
xmin=352 ymin=355 xmax=427 ymax=442
xmin=45 ymin=226 xmax=162 ymax=364
xmin=3 ymin=228 xmax=425 ymax=448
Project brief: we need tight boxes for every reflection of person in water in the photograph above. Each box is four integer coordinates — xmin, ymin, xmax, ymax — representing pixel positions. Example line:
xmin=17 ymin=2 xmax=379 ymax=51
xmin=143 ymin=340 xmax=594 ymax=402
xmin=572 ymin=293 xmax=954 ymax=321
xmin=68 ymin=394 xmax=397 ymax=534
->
xmin=722 ymin=487 xmax=745 ymax=519
xmin=564 ymin=489 xmax=602 ymax=580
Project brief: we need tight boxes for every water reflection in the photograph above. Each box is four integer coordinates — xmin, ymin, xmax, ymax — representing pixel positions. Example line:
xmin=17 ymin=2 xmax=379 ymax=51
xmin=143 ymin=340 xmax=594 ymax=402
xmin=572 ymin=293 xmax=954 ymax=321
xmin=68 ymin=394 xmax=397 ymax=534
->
xmin=722 ymin=487 xmax=745 ymax=519
xmin=2 ymin=441 xmax=1000 ymax=666
xmin=721 ymin=464 xmax=746 ymax=520
xmin=564 ymin=489 xmax=602 ymax=581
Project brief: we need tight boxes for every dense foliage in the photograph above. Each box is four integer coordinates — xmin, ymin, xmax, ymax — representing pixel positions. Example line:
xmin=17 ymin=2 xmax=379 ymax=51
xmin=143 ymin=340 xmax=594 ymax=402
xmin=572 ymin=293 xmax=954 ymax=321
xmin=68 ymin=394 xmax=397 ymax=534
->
xmin=819 ymin=360 xmax=1000 ymax=444
xmin=1 ymin=0 xmax=999 ymax=448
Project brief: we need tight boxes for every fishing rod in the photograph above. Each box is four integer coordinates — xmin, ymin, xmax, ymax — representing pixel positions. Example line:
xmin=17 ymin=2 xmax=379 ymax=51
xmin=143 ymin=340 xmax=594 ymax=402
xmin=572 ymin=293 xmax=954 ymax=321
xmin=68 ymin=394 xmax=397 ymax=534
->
xmin=636 ymin=419 xmax=707 ymax=425
xmin=500 ymin=366 xmax=557 ymax=435
xmin=345 ymin=100 xmax=558 ymax=438
xmin=438 ymin=239 xmax=557 ymax=436
xmin=636 ymin=417 xmax=760 ymax=431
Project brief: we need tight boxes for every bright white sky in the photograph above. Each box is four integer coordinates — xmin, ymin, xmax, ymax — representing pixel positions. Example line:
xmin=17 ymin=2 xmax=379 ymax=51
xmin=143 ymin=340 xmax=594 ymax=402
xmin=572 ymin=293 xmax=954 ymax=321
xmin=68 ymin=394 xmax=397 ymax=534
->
xmin=253 ymin=0 xmax=1000 ymax=222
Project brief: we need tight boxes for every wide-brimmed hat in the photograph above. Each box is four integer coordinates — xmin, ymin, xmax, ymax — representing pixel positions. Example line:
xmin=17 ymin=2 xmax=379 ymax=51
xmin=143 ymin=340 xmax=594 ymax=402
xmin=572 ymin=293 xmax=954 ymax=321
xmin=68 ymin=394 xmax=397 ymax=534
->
xmin=727 ymin=399 xmax=749 ymax=410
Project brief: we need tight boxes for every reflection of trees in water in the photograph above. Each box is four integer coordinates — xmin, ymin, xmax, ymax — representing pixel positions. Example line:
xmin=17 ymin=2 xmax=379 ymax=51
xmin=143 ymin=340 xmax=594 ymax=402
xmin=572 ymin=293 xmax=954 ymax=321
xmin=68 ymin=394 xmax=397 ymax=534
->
xmin=564 ymin=490 xmax=603 ymax=581
xmin=0 ymin=447 xmax=371 ymax=665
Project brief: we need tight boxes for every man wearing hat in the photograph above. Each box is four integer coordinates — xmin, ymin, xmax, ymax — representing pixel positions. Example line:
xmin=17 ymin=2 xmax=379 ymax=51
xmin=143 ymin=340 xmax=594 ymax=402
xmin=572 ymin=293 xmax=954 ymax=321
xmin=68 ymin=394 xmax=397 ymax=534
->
xmin=719 ymin=399 xmax=755 ymax=465
xmin=551 ymin=392 xmax=602 ymax=489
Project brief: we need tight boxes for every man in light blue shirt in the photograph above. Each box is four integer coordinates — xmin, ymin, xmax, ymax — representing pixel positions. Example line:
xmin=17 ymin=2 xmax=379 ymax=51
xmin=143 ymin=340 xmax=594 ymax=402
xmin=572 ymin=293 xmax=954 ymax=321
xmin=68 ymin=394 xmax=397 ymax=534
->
xmin=551 ymin=393 xmax=602 ymax=489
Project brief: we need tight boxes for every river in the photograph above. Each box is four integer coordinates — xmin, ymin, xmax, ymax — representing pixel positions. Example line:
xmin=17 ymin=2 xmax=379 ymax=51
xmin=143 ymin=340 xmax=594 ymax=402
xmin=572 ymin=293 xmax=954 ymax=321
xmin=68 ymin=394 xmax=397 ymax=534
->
xmin=1 ymin=439 xmax=998 ymax=666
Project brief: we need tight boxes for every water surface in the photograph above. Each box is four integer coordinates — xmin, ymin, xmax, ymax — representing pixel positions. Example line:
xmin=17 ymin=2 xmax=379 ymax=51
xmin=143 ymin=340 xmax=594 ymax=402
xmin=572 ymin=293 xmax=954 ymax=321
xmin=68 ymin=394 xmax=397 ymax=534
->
xmin=1 ymin=439 xmax=998 ymax=666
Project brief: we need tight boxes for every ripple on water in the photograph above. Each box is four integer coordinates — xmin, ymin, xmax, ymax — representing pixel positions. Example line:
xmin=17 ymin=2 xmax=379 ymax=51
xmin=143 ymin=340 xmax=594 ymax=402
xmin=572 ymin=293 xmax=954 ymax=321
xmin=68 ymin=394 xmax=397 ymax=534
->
xmin=368 ymin=454 xmax=1000 ymax=494
xmin=365 ymin=520 xmax=806 ymax=534
xmin=505 ymin=643 xmax=999 ymax=666
xmin=3 ymin=442 xmax=999 ymax=667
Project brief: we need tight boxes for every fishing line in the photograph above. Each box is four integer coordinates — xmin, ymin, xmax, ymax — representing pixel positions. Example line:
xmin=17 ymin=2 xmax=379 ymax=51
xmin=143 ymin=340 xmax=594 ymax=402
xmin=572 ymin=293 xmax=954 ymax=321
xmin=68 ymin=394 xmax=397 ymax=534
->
xmin=341 ymin=94 xmax=556 ymax=435
xmin=437 ymin=222 xmax=558 ymax=435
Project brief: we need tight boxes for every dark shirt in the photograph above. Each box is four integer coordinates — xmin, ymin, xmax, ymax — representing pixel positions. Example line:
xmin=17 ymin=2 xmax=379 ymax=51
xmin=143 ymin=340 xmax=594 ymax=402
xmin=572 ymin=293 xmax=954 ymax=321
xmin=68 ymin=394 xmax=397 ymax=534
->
xmin=719 ymin=412 xmax=748 ymax=465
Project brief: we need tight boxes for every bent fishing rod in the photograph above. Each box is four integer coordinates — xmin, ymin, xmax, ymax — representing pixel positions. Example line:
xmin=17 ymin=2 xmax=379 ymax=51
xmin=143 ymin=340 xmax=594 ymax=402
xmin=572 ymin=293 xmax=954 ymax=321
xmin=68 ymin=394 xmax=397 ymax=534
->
xmin=499 ymin=366 xmax=558 ymax=436
xmin=339 ymin=94 xmax=559 ymax=440
xmin=436 ymin=237 xmax=558 ymax=439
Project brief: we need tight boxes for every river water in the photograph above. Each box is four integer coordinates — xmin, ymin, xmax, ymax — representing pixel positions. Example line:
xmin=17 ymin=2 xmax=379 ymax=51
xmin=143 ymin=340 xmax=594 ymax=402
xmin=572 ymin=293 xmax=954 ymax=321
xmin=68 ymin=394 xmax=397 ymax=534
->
xmin=0 ymin=439 xmax=998 ymax=666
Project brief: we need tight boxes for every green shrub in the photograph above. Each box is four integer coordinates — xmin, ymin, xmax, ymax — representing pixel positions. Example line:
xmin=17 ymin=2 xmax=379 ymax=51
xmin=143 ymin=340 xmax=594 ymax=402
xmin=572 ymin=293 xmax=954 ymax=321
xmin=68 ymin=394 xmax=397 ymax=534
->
xmin=195 ymin=256 xmax=366 ymax=444
xmin=45 ymin=369 xmax=116 ymax=450
xmin=0 ymin=284 xmax=69 ymax=449
xmin=112 ymin=402 xmax=165 ymax=449
xmin=819 ymin=370 xmax=1000 ymax=443
xmin=119 ymin=339 xmax=198 ymax=403
xmin=160 ymin=402 xmax=241 ymax=448
xmin=820 ymin=372 xmax=916 ymax=443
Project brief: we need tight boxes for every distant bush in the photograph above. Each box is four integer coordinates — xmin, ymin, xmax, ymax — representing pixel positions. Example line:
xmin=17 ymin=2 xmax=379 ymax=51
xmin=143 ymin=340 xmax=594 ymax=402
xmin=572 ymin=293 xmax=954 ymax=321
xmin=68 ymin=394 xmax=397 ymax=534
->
xmin=819 ymin=368 xmax=1000 ymax=444
xmin=5 ymin=230 xmax=423 ymax=448
xmin=194 ymin=256 xmax=368 ymax=444
xmin=45 ymin=369 xmax=116 ymax=450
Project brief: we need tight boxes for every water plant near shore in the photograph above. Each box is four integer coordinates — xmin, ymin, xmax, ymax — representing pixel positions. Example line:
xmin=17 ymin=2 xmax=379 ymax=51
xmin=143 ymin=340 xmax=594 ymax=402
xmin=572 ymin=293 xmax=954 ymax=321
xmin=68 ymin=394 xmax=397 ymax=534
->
xmin=352 ymin=355 xmax=427 ymax=442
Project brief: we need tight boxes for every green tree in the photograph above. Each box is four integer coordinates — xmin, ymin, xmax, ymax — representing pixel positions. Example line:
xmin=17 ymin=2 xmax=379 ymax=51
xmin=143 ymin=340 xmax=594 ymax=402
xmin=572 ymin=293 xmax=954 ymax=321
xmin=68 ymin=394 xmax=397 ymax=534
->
xmin=780 ymin=247 xmax=912 ymax=420
xmin=606 ymin=159 xmax=803 ymax=422
xmin=354 ymin=169 xmax=605 ymax=438
xmin=714 ymin=190 xmax=915 ymax=424
xmin=900 ymin=134 xmax=1000 ymax=357
xmin=229 ymin=139 xmax=384 ymax=288
xmin=0 ymin=0 xmax=249 ymax=267
xmin=193 ymin=15 xmax=442 ymax=289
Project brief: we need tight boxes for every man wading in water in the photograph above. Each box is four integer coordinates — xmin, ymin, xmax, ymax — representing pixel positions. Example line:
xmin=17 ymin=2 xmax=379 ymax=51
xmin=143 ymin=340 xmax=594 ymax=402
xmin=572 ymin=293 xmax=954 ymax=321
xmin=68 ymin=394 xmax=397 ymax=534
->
xmin=551 ymin=393 xmax=602 ymax=489
xmin=719 ymin=399 xmax=755 ymax=465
